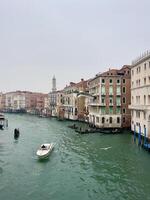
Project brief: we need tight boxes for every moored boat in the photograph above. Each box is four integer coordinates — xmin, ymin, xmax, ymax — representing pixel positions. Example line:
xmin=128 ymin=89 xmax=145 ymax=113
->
xmin=0 ymin=114 xmax=5 ymax=130
xmin=36 ymin=143 xmax=54 ymax=159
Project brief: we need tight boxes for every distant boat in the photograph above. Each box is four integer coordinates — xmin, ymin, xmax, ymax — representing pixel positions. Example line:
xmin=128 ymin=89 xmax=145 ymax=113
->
xmin=99 ymin=128 xmax=121 ymax=134
xmin=36 ymin=143 xmax=54 ymax=159
xmin=0 ymin=114 xmax=5 ymax=130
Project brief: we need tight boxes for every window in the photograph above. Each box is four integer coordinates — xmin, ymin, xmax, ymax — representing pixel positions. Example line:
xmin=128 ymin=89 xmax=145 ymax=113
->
xmin=109 ymin=79 xmax=112 ymax=84
xmin=122 ymin=117 xmax=125 ymax=123
xmin=109 ymin=86 xmax=113 ymax=95
xmin=109 ymin=98 xmax=113 ymax=105
xmin=101 ymin=86 xmax=106 ymax=95
xmin=110 ymin=117 xmax=112 ymax=123
xmin=123 ymin=87 xmax=126 ymax=94
xmin=102 ymin=117 xmax=105 ymax=123
xmin=116 ymin=97 xmax=121 ymax=105
xmin=149 ymin=62 xmax=150 ymax=68
xmin=139 ymin=66 xmax=141 ymax=73
xmin=96 ymin=117 xmax=99 ymax=123
xmin=75 ymin=108 xmax=78 ymax=115
xmin=123 ymin=79 xmax=126 ymax=84
xmin=132 ymin=96 xmax=134 ymax=104
xmin=102 ymin=79 xmax=105 ymax=84
xmin=144 ymin=95 xmax=146 ymax=105
xmin=144 ymin=112 xmax=146 ymax=120
xmin=101 ymin=98 xmax=105 ymax=104
xmin=109 ymin=107 xmax=113 ymax=114
xmin=101 ymin=107 xmax=106 ymax=114
xmin=117 ymin=117 xmax=120 ymax=124
xmin=123 ymin=108 xmax=126 ymax=114
xmin=116 ymin=107 xmax=121 ymax=114
xmin=117 ymin=86 xmax=121 ymax=95
xmin=144 ymin=77 xmax=146 ymax=85
xmin=148 ymin=95 xmax=150 ymax=104
xmin=123 ymin=97 xmax=126 ymax=104
xmin=132 ymin=70 xmax=134 ymax=75
xmin=136 ymin=111 xmax=140 ymax=118
xmin=117 ymin=79 xmax=120 ymax=84
xmin=144 ymin=63 xmax=146 ymax=70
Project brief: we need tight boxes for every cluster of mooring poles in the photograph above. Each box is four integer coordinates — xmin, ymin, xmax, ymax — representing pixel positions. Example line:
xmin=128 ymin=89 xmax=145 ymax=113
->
xmin=134 ymin=124 xmax=150 ymax=151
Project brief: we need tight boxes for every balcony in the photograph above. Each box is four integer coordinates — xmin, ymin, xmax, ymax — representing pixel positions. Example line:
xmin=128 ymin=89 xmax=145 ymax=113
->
xmin=88 ymin=101 xmax=101 ymax=106
xmin=129 ymin=105 xmax=150 ymax=111
xmin=116 ymin=92 xmax=121 ymax=96
xmin=101 ymin=102 xmax=106 ymax=106
xmin=101 ymin=92 xmax=106 ymax=96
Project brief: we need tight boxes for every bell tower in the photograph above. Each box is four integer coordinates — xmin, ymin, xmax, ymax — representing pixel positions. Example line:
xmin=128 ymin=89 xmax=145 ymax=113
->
xmin=52 ymin=75 xmax=56 ymax=92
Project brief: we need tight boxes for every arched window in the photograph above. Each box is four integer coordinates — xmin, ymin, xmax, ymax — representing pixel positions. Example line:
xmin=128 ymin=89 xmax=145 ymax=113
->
xmin=110 ymin=117 xmax=112 ymax=124
xmin=117 ymin=117 xmax=120 ymax=124
xmin=102 ymin=117 xmax=105 ymax=124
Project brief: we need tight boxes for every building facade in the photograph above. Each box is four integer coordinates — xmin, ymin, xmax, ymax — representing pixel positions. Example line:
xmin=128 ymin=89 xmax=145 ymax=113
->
xmin=62 ymin=79 xmax=89 ymax=121
xmin=129 ymin=51 xmax=150 ymax=138
xmin=4 ymin=91 xmax=47 ymax=114
xmin=88 ymin=66 xmax=131 ymax=128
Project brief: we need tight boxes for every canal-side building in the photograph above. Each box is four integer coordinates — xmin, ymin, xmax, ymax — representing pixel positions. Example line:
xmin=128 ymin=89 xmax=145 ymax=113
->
xmin=63 ymin=82 xmax=78 ymax=120
xmin=35 ymin=93 xmax=48 ymax=115
xmin=0 ymin=93 xmax=5 ymax=112
xmin=88 ymin=66 xmax=131 ymax=128
xmin=4 ymin=91 xmax=47 ymax=114
xmin=42 ymin=95 xmax=51 ymax=117
xmin=62 ymin=79 xmax=89 ymax=121
xmin=129 ymin=51 xmax=150 ymax=138
xmin=56 ymin=90 xmax=65 ymax=119
xmin=5 ymin=91 xmax=26 ymax=112
xmin=76 ymin=79 xmax=89 ymax=121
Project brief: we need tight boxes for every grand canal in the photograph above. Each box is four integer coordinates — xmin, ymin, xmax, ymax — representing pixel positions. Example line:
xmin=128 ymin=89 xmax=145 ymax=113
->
xmin=0 ymin=114 xmax=150 ymax=200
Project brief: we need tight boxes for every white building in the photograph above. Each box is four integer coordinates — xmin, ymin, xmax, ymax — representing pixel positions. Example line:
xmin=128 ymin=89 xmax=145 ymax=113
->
xmin=63 ymin=83 xmax=78 ymax=120
xmin=5 ymin=91 xmax=26 ymax=112
xmin=129 ymin=51 xmax=150 ymax=138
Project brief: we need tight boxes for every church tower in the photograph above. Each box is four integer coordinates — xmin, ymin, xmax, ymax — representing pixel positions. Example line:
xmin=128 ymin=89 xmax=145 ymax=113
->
xmin=52 ymin=75 xmax=57 ymax=92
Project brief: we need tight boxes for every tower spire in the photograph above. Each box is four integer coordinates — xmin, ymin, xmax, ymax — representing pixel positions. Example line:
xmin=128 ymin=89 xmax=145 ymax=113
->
xmin=52 ymin=75 xmax=56 ymax=92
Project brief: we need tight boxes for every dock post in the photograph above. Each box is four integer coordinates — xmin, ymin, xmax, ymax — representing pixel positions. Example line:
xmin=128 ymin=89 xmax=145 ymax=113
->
xmin=134 ymin=124 xmax=136 ymax=142
xmin=138 ymin=125 xmax=141 ymax=146
xmin=144 ymin=127 xmax=147 ymax=145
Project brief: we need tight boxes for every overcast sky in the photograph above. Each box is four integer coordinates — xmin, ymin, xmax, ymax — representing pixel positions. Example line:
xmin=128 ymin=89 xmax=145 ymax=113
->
xmin=0 ymin=0 xmax=150 ymax=93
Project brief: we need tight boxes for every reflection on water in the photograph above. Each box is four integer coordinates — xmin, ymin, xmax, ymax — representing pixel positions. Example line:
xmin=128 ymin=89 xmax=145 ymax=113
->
xmin=0 ymin=114 xmax=150 ymax=200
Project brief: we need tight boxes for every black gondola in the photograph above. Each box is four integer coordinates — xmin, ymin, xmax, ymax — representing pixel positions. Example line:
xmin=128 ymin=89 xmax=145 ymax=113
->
xmin=14 ymin=128 xmax=20 ymax=139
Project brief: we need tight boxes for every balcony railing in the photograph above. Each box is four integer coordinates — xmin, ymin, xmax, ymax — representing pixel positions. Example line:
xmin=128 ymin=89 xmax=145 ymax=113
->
xmin=129 ymin=105 xmax=150 ymax=110
xmin=116 ymin=92 xmax=121 ymax=96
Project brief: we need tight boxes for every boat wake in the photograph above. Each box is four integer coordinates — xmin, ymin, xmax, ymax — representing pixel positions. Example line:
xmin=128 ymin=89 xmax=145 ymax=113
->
xmin=100 ymin=146 xmax=112 ymax=150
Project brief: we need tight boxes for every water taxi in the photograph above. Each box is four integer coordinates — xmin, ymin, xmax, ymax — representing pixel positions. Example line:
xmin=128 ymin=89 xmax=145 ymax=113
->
xmin=36 ymin=143 xmax=54 ymax=159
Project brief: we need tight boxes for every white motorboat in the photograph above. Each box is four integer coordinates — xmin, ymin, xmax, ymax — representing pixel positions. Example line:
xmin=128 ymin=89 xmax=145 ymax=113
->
xmin=36 ymin=143 xmax=54 ymax=159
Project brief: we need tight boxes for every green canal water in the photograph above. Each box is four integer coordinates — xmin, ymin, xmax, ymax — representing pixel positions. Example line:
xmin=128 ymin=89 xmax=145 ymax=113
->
xmin=0 ymin=114 xmax=150 ymax=200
